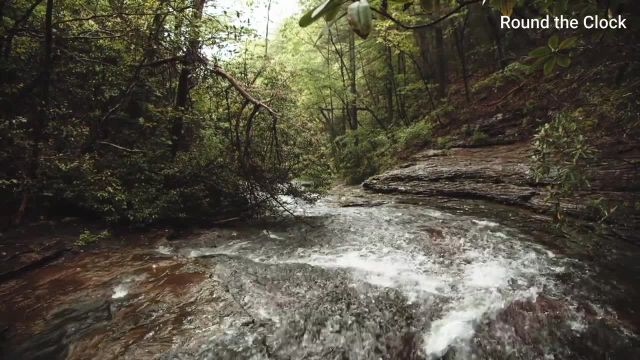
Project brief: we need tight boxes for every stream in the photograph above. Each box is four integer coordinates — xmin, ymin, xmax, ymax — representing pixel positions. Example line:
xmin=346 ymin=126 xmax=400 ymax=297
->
xmin=1 ymin=189 xmax=639 ymax=359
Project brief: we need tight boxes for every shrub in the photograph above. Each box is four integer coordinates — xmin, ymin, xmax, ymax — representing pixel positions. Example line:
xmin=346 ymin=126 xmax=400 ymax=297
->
xmin=435 ymin=136 xmax=453 ymax=149
xmin=472 ymin=62 xmax=530 ymax=94
xmin=76 ymin=230 xmax=110 ymax=246
xmin=395 ymin=120 xmax=434 ymax=151
xmin=334 ymin=128 xmax=391 ymax=185
xmin=532 ymin=111 xmax=597 ymax=220
xmin=471 ymin=129 xmax=490 ymax=145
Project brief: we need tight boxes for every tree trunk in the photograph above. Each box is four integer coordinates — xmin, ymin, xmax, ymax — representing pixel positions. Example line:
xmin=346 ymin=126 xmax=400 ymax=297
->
xmin=14 ymin=0 xmax=54 ymax=225
xmin=454 ymin=11 xmax=471 ymax=103
xmin=265 ymin=0 xmax=272 ymax=57
xmin=434 ymin=0 xmax=448 ymax=99
xmin=412 ymin=28 xmax=432 ymax=83
xmin=384 ymin=46 xmax=394 ymax=126
xmin=348 ymin=31 xmax=358 ymax=130
xmin=397 ymin=51 xmax=408 ymax=122
xmin=486 ymin=11 xmax=506 ymax=70
xmin=171 ymin=0 xmax=205 ymax=157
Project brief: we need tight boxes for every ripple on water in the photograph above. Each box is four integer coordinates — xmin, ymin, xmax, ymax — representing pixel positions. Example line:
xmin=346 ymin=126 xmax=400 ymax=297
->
xmin=185 ymin=199 xmax=577 ymax=358
xmin=111 ymin=274 xmax=147 ymax=300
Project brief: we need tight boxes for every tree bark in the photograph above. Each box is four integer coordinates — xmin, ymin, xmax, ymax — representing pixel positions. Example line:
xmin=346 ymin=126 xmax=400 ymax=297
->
xmin=384 ymin=45 xmax=395 ymax=126
xmin=434 ymin=0 xmax=448 ymax=99
xmin=486 ymin=11 xmax=506 ymax=70
xmin=454 ymin=11 xmax=471 ymax=103
xmin=412 ymin=28 xmax=433 ymax=84
xmin=348 ymin=31 xmax=358 ymax=130
xmin=171 ymin=0 xmax=205 ymax=157
xmin=14 ymin=0 xmax=54 ymax=225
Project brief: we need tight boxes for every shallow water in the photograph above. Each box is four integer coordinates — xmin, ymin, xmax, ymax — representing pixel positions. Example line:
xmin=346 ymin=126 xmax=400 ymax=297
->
xmin=1 ymin=191 xmax=639 ymax=359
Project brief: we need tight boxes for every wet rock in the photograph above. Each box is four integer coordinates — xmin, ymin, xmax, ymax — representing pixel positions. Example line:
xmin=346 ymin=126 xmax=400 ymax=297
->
xmin=363 ymin=143 xmax=640 ymax=242
xmin=0 ymin=247 xmax=69 ymax=283
xmin=363 ymin=144 xmax=539 ymax=208
xmin=338 ymin=197 xmax=386 ymax=208
xmin=173 ymin=255 xmax=428 ymax=360
xmin=4 ymin=300 xmax=111 ymax=360
xmin=1 ymin=190 xmax=639 ymax=359
xmin=569 ymin=319 xmax=640 ymax=359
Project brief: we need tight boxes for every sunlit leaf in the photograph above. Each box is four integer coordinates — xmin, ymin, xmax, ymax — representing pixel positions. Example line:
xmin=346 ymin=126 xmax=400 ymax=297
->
xmin=299 ymin=0 xmax=343 ymax=27
xmin=490 ymin=0 xmax=516 ymax=16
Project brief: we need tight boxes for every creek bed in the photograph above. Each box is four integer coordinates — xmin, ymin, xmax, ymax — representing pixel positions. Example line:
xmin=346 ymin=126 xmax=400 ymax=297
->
xmin=1 ymin=190 xmax=639 ymax=359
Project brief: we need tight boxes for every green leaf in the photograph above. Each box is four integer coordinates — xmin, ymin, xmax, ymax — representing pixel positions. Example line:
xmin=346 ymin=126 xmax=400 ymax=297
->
xmin=499 ymin=0 xmax=517 ymax=17
xmin=299 ymin=0 xmax=343 ymax=27
xmin=347 ymin=0 xmax=373 ymax=39
xmin=558 ymin=36 xmax=578 ymax=50
xmin=548 ymin=35 xmax=560 ymax=50
xmin=299 ymin=11 xmax=315 ymax=27
xmin=543 ymin=57 xmax=557 ymax=76
xmin=529 ymin=46 xmax=551 ymax=57
xmin=557 ymin=55 xmax=571 ymax=68
xmin=324 ymin=2 xmax=342 ymax=22
xmin=489 ymin=0 xmax=516 ymax=16
xmin=531 ymin=54 xmax=551 ymax=69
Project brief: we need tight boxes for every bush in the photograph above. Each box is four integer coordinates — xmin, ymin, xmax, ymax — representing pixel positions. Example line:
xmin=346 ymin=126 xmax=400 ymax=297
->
xmin=334 ymin=128 xmax=391 ymax=185
xmin=472 ymin=62 xmax=530 ymax=94
xmin=532 ymin=111 xmax=597 ymax=220
xmin=40 ymin=127 xmax=252 ymax=226
xmin=435 ymin=136 xmax=453 ymax=149
xmin=395 ymin=120 xmax=434 ymax=151
xmin=471 ymin=129 xmax=490 ymax=145
xmin=75 ymin=230 xmax=110 ymax=246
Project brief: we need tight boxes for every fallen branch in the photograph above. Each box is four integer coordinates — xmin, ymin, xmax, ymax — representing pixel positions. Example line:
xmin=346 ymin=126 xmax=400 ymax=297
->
xmin=140 ymin=56 xmax=184 ymax=68
xmin=97 ymin=141 xmax=142 ymax=153
xmin=212 ymin=217 xmax=241 ymax=225
xmin=206 ymin=62 xmax=278 ymax=118
xmin=483 ymin=80 xmax=528 ymax=108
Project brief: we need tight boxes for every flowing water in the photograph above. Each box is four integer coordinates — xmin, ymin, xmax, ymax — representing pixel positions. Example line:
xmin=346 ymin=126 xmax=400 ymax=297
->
xmin=1 ymin=190 xmax=639 ymax=359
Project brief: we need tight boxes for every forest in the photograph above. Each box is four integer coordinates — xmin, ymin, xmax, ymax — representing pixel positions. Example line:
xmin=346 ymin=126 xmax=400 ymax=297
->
xmin=0 ymin=0 xmax=638 ymax=227
xmin=1 ymin=0 xmax=639 ymax=359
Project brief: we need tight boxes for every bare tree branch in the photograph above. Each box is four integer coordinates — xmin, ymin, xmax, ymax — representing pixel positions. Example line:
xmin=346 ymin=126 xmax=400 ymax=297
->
xmin=372 ymin=0 xmax=480 ymax=30
xmin=97 ymin=141 xmax=143 ymax=153
xmin=208 ymin=63 xmax=278 ymax=118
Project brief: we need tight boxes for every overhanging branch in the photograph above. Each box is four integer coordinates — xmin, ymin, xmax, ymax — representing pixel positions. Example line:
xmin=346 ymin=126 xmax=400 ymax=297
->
xmin=208 ymin=63 xmax=278 ymax=118
xmin=373 ymin=0 xmax=480 ymax=30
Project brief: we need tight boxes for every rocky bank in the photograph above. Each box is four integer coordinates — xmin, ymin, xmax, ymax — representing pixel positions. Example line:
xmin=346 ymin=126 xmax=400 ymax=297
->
xmin=363 ymin=142 xmax=640 ymax=242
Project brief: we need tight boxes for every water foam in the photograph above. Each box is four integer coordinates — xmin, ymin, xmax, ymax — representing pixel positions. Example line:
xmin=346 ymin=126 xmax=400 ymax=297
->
xmin=188 ymin=198 xmax=566 ymax=357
